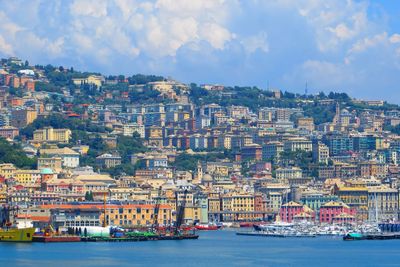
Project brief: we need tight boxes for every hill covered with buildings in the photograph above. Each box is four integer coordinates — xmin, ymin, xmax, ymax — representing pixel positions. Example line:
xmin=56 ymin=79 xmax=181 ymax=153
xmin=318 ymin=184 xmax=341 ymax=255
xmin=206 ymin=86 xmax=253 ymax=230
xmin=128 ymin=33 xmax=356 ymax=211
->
xmin=1 ymin=56 xmax=400 ymax=227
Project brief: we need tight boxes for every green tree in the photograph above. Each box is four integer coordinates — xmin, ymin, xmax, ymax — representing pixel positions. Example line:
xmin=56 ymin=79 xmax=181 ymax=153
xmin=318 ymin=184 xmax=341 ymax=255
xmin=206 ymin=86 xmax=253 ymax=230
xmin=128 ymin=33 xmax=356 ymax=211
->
xmin=0 ymin=138 xmax=36 ymax=169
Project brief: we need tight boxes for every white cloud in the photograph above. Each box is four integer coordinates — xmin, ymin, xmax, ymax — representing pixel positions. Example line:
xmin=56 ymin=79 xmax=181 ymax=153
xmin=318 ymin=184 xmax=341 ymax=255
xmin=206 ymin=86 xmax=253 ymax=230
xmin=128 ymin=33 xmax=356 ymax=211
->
xmin=199 ymin=23 xmax=232 ymax=50
xmin=70 ymin=0 xmax=108 ymax=17
xmin=241 ymin=32 xmax=269 ymax=54
xmin=349 ymin=32 xmax=388 ymax=54
xmin=0 ymin=35 xmax=13 ymax=55
xmin=285 ymin=1 xmax=369 ymax=51
xmin=390 ymin=34 xmax=400 ymax=44
xmin=0 ymin=11 xmax=24 ymax=37
xmin=1 ymin=0 xmax=400 ymax=101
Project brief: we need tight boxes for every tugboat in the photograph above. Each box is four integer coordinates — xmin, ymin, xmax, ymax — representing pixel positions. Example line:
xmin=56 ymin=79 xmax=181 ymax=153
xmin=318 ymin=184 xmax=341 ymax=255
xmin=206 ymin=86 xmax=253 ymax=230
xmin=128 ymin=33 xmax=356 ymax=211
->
xmin=343 ymin=232 xmax=365 ymax=241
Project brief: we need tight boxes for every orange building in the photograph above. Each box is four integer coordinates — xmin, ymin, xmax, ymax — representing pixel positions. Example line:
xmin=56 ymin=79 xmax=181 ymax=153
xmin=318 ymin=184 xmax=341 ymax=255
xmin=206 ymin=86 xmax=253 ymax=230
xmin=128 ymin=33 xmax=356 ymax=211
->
xmin=25 ymin=80 xmax=35 ymax=92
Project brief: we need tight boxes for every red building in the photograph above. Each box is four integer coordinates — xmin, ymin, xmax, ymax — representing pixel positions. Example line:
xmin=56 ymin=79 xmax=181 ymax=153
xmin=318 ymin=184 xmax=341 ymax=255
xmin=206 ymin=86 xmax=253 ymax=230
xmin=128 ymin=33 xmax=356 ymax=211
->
xmin=279 ymin=201 xmax=315 ymax=223
xmin=254 ymin=193 xmax=266 ymax=212
xmin=319 ymin=201 xmax=356 ymax=224
xmin=25 ymin=80 xmax=35 ymax=91
xmin=241 ymin=144 xmax=262 ymax=161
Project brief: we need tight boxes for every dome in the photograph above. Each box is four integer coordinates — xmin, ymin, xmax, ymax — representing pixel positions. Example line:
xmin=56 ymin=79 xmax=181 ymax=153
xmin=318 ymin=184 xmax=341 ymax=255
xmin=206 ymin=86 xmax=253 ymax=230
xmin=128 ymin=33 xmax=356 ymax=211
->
xmin=203 ymin=174 xmax=213 ymax=181
xmin=40 ymin=168 xmax=53 ymax=175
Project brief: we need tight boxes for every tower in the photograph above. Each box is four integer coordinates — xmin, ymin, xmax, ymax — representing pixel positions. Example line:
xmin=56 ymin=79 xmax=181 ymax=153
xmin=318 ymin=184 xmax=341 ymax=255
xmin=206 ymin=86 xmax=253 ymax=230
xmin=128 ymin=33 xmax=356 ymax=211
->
xmin=196 ymin=161 xmax=203 ymax=183
xmin=333 ymin=102 xmax=340 ymax=124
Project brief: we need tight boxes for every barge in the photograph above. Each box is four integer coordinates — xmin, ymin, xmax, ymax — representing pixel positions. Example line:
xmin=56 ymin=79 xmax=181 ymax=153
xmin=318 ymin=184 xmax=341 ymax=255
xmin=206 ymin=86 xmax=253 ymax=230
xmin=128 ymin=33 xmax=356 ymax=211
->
xmin=32 ymin=235 xmax=81 ymax=242
xmin=343 ymin=233 xmax=400 ymax=241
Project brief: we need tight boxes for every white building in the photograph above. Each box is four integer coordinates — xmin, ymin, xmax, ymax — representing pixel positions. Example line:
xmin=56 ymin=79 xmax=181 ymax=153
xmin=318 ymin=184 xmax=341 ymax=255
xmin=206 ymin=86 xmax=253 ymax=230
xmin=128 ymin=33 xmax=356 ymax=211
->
xmin=123 ymin=123 xmax=145 ymax=138
xmin=40 ymin=147 xmax=80 ymax=168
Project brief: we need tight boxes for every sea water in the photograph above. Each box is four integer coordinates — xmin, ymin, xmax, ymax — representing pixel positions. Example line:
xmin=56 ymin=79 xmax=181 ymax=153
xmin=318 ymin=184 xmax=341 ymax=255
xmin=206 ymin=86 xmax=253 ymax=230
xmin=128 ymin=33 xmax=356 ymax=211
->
xmin=1 ymin=230 xmax=400 ymax=267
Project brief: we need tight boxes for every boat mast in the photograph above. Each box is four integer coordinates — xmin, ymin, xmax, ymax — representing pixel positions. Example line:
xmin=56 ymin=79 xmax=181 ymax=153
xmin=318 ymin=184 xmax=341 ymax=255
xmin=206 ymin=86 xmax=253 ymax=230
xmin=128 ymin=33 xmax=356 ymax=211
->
xmin=374 ymin=192 xmax=378 ymax=225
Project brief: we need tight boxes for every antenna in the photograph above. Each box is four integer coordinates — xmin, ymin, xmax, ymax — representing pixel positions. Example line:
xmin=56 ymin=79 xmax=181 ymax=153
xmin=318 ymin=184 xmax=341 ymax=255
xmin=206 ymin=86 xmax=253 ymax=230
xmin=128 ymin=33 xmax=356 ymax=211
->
xmin=305 ymin=82 xmax=308 ymax=96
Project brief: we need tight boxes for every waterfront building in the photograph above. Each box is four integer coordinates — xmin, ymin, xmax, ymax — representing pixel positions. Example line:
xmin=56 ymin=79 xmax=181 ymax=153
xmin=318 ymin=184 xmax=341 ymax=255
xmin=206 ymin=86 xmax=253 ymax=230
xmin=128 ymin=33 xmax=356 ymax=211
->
xmin=319 ymin=201 xmax=356 ymax=224
xmin=279 ymin=201 xmax=314 ymax=223
xmin=300 ymin=193 xmax=339 ymax=212
xmin=221 ymin=193 xmax=263 ymax=221
xmin=266 ymin=192 xmax=283 ymax=213
xmin=334 ymin=185 xmax=368 ymax=221
xmin=367 ymin=186 xmax=399 ymax=222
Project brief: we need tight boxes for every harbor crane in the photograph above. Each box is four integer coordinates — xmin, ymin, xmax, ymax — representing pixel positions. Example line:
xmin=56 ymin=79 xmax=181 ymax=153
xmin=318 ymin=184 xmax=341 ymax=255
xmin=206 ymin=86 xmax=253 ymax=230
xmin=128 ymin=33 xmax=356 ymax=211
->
xmin=174 ymin=189 xmax=188 ymax=235
xmin=151 ymin=186 xmax=162 ymax=233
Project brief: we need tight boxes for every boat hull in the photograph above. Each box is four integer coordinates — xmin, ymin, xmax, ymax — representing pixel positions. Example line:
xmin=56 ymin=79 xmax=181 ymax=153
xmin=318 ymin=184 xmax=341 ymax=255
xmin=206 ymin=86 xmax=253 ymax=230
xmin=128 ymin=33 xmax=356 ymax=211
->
xmin=32 ymin=235 xmax=81 ymax=242
xmin=0 ymin=228 xmax=36 ymax=242
xmin=195 ymin=225 xmax=218 ymax=230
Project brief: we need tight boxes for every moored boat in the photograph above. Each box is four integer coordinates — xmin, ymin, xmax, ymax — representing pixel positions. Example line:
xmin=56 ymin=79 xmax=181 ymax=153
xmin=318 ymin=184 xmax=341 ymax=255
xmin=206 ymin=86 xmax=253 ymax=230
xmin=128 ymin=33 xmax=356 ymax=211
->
xmin=0 ymin=227 xmax=36 ymax=242
xmin=195 ymin=224 xmax=219 ymax=230
xmin=32 ymin=235 xmax=81 ymax=242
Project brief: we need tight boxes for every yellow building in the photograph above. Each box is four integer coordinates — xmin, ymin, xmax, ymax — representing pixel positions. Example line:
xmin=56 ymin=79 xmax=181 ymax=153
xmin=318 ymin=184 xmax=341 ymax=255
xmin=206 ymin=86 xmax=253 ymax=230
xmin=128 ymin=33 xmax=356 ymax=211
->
xmin=104 ymin=204 xmax=173 ymax=227
xmin=14 ymin=170 xmax=41 ymax=185
xmin=221 ymin=193 xmax=259 ymax=221
xmin=297 ymin=117 xmax=315 ymax=131
xmin=0 ymin=189 xmax=6 ymax=204
xmin=334 ymin=185 xmax=368 ymax=221
xmin=72 ymin=75 xmax=104 ymax=87
xmin=33 ymin=127 xmax=72 ymax=143
xmin=0 ymin=163 xmax=16 ymax=179
xmin=205 ymin=163 xmax=229 ymax=178
xmin=146 ymin=126 xmax=163 ymax=139
xmin=184 ymin=206 xmax=202 ymax=224
xmin=208 ymin=192 xmax=221 ymax=213
xmin=11 ymin=108 xmax=37 ymax=128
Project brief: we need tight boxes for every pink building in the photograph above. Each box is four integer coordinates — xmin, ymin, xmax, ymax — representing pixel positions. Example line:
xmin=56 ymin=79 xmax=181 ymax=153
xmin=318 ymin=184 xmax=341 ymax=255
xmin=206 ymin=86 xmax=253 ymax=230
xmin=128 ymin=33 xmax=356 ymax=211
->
xmin=279 ymin=201 xmax=314 ymax=222
xmin=319 ymin=201 xmax=356 ymax=224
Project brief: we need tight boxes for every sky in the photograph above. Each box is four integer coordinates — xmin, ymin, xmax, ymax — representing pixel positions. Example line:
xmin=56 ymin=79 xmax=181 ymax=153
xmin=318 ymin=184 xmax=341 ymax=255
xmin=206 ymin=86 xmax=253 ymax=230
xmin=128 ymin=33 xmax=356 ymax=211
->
xmin=1 ymin=0 xmax=400 ymax=101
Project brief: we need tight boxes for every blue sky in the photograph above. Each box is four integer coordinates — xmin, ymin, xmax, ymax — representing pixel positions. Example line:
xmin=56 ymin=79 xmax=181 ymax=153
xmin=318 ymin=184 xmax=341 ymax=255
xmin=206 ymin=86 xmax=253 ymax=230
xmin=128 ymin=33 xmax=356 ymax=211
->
xmin=1 ymin=0 xmax=400 ymax=101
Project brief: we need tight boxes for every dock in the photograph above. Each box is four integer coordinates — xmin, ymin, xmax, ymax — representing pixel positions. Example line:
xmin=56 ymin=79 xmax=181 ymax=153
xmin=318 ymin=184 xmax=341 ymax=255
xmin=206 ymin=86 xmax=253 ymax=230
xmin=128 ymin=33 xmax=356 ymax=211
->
xmin=81 ymin=234 xmax=199 ymax=242
xmin=237 ymin=231 xmax=316 ymax=238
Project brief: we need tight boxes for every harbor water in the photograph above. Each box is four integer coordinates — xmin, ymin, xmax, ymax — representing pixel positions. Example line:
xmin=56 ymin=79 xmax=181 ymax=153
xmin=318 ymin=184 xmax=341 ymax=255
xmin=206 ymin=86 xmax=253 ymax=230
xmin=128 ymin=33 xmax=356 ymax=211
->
xmin=1 ymin=229 xmax=400 ymax=267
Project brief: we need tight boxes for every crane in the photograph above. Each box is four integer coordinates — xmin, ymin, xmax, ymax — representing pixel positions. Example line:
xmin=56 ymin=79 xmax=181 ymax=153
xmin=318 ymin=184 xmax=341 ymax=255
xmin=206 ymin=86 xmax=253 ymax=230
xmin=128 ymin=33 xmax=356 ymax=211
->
xmin=151 ymin=186 xmax=162 ymax=233
xmin=174 ymin=189 xmax=188 ymax=236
